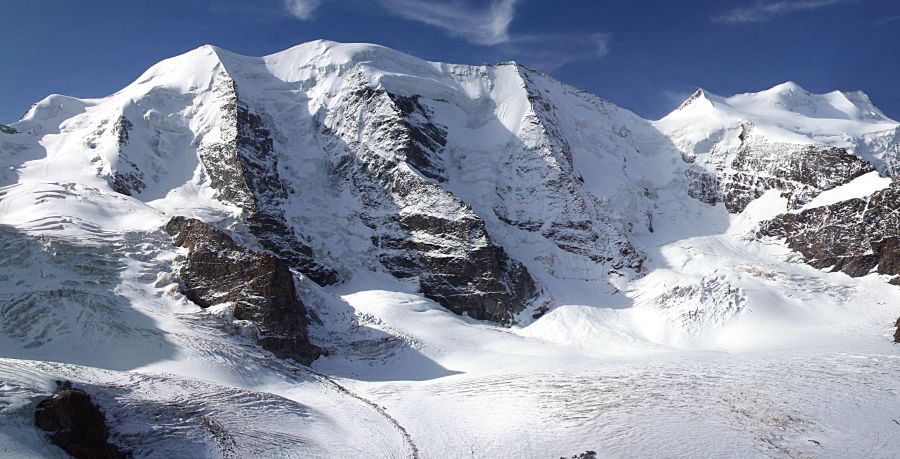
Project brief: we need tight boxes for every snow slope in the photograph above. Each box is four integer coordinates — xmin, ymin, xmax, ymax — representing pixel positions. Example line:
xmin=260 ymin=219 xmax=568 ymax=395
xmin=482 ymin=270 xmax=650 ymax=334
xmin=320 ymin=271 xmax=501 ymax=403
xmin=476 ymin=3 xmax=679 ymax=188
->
xmin=1 ymin=41 xmax=899 ymax=458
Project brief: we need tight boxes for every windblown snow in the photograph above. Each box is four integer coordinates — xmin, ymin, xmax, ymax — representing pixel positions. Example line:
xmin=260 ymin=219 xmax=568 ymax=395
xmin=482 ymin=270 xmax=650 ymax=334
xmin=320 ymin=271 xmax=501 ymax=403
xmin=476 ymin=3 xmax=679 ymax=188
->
xmin=1 ymin=40 xmax=898 ymax=458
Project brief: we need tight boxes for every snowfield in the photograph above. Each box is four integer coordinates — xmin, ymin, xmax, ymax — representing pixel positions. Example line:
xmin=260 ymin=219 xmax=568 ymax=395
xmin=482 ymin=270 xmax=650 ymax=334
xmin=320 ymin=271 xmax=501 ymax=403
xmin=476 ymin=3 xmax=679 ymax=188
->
xmin=1 ymin=41 xmax=899 ymax=458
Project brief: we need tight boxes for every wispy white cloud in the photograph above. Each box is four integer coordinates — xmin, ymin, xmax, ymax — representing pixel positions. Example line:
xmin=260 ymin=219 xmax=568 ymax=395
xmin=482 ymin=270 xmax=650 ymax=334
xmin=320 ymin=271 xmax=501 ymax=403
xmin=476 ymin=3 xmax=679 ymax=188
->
xmin=283 ymin=0 xmax=324 ymax=20
xmin=375 ymin=0 xmax=611 ymax=69
xmin=500 ymin=32 xmax=611 ymax=71
xmin=270 ymin=0 xmax=612 ymax=69
xmin=378 ymin=0 xmax=518 ymax=46
xmin=712 ymin=0 xmax=843 ymax=24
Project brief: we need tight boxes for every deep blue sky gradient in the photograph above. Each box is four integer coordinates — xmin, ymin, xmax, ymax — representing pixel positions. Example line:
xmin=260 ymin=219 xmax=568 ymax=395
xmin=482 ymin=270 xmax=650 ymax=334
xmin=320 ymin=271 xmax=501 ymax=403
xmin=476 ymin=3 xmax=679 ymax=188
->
xmin=1 ymin=0 xmax=898 ymax=123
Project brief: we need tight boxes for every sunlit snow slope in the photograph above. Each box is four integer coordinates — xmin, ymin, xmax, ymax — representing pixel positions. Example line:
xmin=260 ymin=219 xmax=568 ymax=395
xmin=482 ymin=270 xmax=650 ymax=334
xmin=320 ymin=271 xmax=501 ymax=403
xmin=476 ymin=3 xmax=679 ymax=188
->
xmin=1 ymin=41 xmax=899 ymax=458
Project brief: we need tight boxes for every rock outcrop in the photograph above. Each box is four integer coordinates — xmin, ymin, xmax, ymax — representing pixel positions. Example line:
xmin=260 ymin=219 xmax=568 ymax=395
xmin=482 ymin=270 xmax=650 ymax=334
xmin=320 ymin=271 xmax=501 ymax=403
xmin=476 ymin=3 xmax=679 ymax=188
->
xmin=722 ymin=138 xmax=875 ymax=213
xmin=684 ymin=166 xmax=721 ymax=206
xmin=560 ymin=451 xmax=598 ymax=459
xmin=894 ymin=317 xmax=900 ymax=343
xmin=198 ymin=74 xmax=338 ymax=286
xmin=165 ymin=216 xmax=321 ymax=364
xmin=35 ymin=382 xmax=128 ymax=459
xmin=108 ymin=116 xmax=146 ymax=197
xmin=759 ymin=184 xmax=900 ymax=281
xmin=322 ymin=73 xmax=537 ymax=323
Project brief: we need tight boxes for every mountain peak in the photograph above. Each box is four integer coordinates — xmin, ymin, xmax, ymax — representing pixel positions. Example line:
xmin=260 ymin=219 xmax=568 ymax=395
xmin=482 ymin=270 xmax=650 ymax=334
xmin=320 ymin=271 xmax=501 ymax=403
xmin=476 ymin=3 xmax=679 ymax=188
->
xmin=662 ymin=79 xmax=895 ymax=126
xmin=671 ymin=88 xmax=734 ymax=115
xmin=676 ymin=89 xmax=711 ymax=111
xmin=261 ymin=39 xmax=440 ymax=79
xmin=727 ymin=82 xmax=894 ymax=123
xmin=766 ymin=80 xmax=807 ymax=94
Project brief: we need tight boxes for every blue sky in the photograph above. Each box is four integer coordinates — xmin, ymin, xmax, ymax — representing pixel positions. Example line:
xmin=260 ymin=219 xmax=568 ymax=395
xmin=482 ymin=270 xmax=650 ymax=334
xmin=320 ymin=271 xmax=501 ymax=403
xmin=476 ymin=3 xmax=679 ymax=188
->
xmin=1 ymin=0 xmax=898 ymax=124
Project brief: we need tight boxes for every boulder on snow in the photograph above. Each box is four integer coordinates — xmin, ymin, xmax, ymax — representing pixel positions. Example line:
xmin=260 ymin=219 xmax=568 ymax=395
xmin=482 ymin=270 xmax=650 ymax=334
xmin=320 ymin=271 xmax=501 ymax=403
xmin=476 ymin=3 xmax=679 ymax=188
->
xmin=34 ymin=382 xmax=128 ymax=459
xmin=560 ymin=451 xmax=598 ymax=459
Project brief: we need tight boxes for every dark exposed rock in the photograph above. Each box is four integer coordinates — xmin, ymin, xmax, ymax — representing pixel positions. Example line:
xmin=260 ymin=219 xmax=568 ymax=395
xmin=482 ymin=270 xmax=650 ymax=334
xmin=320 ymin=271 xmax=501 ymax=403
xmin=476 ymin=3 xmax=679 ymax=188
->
xmin=165 ymin=216 xmax=321 ymax=364
xmin=108 ymin=116 xmax=146 ymax=197
xmin=685 ymin=166 xmax=721 ymax=206
xmin=678 ymin=89 xmax=706 ymax=111
xmin=385 ymin=93 xmax=448 ymax=182
xmin=894 ymin=317 xmax=900 ymax=343
xmin=358 ymin=155 xmax=536 ymax=323
xmin=34 ymin=382 xmax=129 ymax=459
xmin=560 ymin=451 xmax=597 ymax=459
xmin=398 ymin=213 xmax=536 ymax=323
xmin=759 ymin=184 xmax=900 ymax=282
xmin=0 ymin=124 xmax=17 ymax=134
xmin=723 ymin=140 xmax=874 ymax=213
xmin=323 ymin=74 xmax=536 ymax=323
xmin=199 ymin=75 xmax=337 ymax=285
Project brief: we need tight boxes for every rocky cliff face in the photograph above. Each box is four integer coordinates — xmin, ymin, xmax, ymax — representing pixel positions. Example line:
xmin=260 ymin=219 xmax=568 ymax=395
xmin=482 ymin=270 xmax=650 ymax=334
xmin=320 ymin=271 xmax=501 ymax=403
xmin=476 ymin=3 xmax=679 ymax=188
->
xmin=759 ymin=184 xmax=900 ymax=282
xmin=321 ymin=71 xmax=537 ymax=322
xmin=678 ymin=122 xmax=876 ymax=213
xmin=721 ymin=136 xmax=875 ymax=213
xmin=166 ymin=216 xmax=321 ymax=364
xmin=197 ymin=74 xmax=339 ymax=286
xmin=108 ymin=116 xmax=146 ymax=197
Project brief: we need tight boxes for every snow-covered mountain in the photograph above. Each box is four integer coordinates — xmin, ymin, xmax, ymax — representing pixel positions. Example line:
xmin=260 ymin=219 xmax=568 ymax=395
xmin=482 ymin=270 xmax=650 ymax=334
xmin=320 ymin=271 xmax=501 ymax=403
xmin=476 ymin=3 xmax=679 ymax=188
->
xmin=1 ymin=41 xmax=899 ymax=458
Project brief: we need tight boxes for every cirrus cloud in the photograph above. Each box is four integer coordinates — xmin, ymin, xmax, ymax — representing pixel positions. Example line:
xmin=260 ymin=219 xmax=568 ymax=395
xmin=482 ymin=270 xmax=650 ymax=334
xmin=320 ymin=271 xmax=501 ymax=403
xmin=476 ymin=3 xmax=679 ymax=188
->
xmin=270 ymin=0 xmax=612 ymax=69
xmin=377 ymin=0 xmax=518 ymax=45
xmin=712 ymin=0 xmax=845 ymax=24
xmin=283 ymin=0 xmax=324 ymax=20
